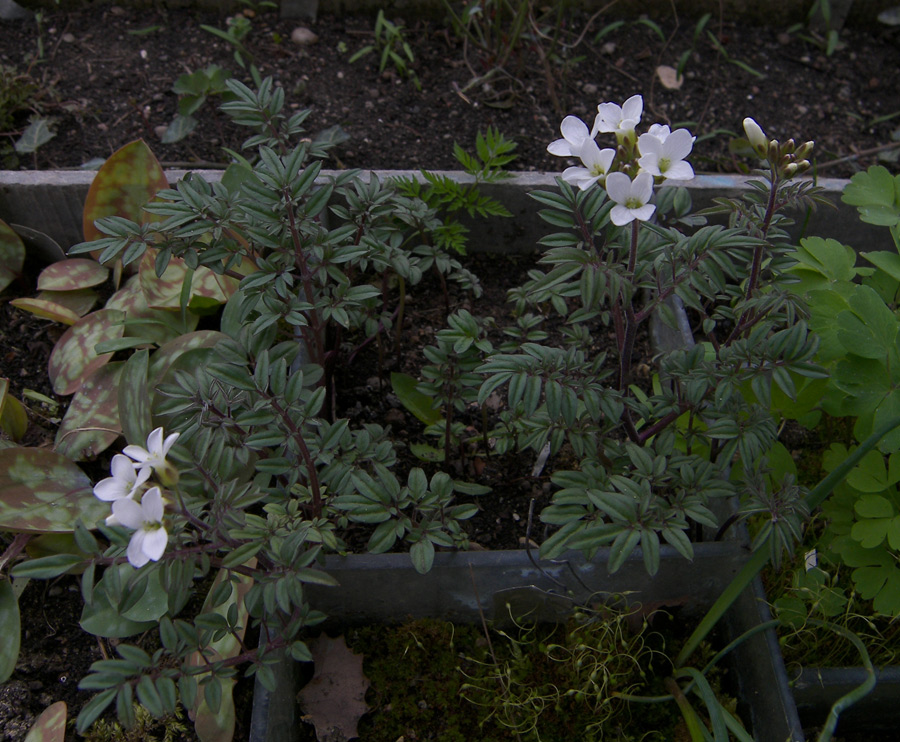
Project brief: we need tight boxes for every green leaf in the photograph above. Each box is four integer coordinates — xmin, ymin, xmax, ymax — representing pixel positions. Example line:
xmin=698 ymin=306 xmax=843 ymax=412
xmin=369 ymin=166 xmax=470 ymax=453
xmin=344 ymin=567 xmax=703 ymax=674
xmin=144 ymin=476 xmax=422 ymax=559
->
xmin=11 ymin=554 xmax=84 ymax=579
xmin=863 ymin=250 xmax=900 ymax=282
xmin=0 ymin=447 xmax=105 ymax=532
xmin=836 ymin=285 xmax=899 ymax=359
xmin=75 ymin=688 xmax=118 ymax=733
xmin=14 ymin=116 xmax=56 ymax=155
xmin=188 ymin=563 xmax=255 ymax=741
xmin=855 ymin=493 xmax=895 ymax=519
xmin=392 ymin=372 xmax=442 ymax=425
xmin=160 ymin=114 xmax=198 ymax=144
xmin=842 ymin=166 xmax=900 ymax=227
xmin=409 ymin=538 xmax=435 ymax=574
xmin=0 ymin=580 xmax=20 ymax=683
xmin=79 ymin=564 xmax=165 ymax=638
xmin=0 ymin=379 xmax=28 ymax=443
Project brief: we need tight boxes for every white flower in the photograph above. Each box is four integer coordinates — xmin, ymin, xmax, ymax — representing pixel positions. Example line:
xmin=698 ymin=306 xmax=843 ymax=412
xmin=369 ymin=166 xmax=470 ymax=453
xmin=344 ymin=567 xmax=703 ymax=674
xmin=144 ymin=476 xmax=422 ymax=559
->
xmin=593 ymin=94 xmax=643 ymax=138
xmin=123 ymin=427 xmax=180 ymax=483
xmin=647 ymin=123 xmax=671 ymax=141
xmin=547 ymin=115 xmax=592 ymax=157
xmin=743 ymin=117 xmax=768 ymax=155
xmin=637 ymin=128 xmax=696 ymax=181
xmin=112 ymin=487 xmax=168 ymax=568
xmin=93 ymin=454 xmax=150 ymax=502
xmin=606 ymin=171 xmax=656 ymax=226
xmin=560 ymin=139 xmax=616 ymax=190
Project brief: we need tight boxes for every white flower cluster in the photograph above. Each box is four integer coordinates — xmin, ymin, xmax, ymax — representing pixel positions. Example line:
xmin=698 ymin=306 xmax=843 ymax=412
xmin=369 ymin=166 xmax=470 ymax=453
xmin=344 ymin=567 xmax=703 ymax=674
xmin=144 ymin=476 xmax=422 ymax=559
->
xmin=547 ymin=94 xmax=696 ymax=226
xmin=93 ymin=427 xmax=179 ymax=568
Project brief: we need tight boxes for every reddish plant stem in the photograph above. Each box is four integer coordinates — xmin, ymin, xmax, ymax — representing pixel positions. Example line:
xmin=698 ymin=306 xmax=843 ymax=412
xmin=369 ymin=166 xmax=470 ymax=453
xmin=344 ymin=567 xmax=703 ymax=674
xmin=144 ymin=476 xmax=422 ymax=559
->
xmin=726 ymin=167 xmax=780 ymax=344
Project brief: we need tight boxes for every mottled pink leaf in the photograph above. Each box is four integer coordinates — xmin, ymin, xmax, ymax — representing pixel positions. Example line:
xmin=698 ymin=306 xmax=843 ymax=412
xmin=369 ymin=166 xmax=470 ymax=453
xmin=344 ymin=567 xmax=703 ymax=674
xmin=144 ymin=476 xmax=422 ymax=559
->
xmin=148 ymin=330 xmax=227 ymax=385
xmin=54 ymin=363 xmax=123 ymax=461
xmin=0 ymin=447 xmax=107 ymax=532
xmin=35 ymin=289 xmax=99 ymax=318
xmin=48 ymin=309 xmax=125 ymax=395
xmin=104 ymin=274 xmax=199 ymax=345
xmin=10 ymin=298 xmax=81 ymax=326
xmin=140 ymin=249 xmax=237 ymax=309
xmin=23 ymin=701 xmax=67 ymax=742
xmin=0 ymin=218 xmax=25 ymax=294
xmin=82 ymin=139 xmax=169 ymax=243
xmin=36 ymin=259 xmax=108 ymax=291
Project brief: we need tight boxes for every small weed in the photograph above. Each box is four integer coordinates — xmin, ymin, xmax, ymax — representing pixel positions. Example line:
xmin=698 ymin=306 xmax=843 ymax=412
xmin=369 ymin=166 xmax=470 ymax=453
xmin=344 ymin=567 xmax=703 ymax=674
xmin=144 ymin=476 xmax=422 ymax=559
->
xmin=349 ymin=10 xmax=420 ymax=90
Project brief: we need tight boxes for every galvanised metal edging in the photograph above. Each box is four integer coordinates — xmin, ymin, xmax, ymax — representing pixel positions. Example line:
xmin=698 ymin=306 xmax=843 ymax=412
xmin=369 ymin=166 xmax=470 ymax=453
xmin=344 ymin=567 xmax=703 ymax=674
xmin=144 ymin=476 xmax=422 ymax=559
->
xmin=0 ymin=169 xmax=884 ymax=261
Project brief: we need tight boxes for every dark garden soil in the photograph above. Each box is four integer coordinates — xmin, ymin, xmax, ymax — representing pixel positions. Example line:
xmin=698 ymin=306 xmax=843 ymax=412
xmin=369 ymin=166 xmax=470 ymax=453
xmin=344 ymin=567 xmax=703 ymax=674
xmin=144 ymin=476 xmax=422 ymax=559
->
xmin=1 ymin=3 xmax=899 ymax=741
xmin=0 ymin=4 xmax=898 ymax=176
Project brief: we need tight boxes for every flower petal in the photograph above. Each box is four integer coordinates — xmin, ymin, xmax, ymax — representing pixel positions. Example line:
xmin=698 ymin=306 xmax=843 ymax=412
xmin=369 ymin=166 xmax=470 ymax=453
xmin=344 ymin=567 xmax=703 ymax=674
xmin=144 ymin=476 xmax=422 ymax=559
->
xmin=112 ymin=497 xmax=145 ymax=530
xmin=633 ymin=204 xmax=656 ymax=222
xmin=141 ymin=527 xmax=168 ymax=562
xmin=93 ymin=478 xmax=125 ymax=502
xmin=632 ymin=172 xmax=654 ymax=201
xmin=127 ymin=531 xmax=150 ymax=568
xmin=141 ymin=487 xmax=165 ymax=521
xmin=622 ymin=94 xmax=643 ymax=123
xmin=604 ymin=172 xmax=632 ymax=203
xmin=560 ymin=115 xmax=589 ymax=143
xmin=637 ymin=133 xmax=662 ymax=157
xmin=665 ymin=129 xmax=696 ymax=160
xmin=662 ymin=161 xmax=695 ymax=181
xmin=610 ymin=204 xmax=636 ymax=226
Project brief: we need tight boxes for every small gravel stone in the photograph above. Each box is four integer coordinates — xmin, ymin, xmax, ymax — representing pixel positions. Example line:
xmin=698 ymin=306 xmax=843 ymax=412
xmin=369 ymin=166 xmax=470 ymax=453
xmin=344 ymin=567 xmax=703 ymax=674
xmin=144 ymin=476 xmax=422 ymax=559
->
xmin=291 ymin=27 xmax=318 ymax=45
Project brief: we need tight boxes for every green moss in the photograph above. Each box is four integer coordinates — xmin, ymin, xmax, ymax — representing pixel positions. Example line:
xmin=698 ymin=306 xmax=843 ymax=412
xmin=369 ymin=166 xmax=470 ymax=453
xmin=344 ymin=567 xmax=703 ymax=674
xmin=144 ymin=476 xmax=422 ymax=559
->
xmin=82 ymin=703 xmax=189 ymax=742
xmin=297 ymin=608 xmax=741 ymax=741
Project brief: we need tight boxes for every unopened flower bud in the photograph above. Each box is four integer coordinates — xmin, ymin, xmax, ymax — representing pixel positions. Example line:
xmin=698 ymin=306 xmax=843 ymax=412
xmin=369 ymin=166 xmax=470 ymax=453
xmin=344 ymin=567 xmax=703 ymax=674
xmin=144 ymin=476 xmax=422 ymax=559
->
xmin=767 ymin=139 xmax=780 ymax=162
xmin=783 ymin=138 xmax=796 ymax=154
xmin=795 ymin=159 xmax=811 ymax=175
xmin=743 ymin=117 xmax=767 ymax=155
xmin=155 ymin=461 xmax=180 ymax=488
xmin=795 ymin=140 xmax=815 ymax=160
xmin=783 ymin=162 xmax=799 ymax=178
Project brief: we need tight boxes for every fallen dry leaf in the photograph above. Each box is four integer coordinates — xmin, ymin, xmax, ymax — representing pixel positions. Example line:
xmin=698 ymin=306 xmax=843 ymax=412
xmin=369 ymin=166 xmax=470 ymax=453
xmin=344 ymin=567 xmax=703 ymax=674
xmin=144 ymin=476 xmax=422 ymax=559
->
xmin=297 ymin=635 xmax=370 ymax=742
xmin=656 ymin=65 xmax=684 ymax=90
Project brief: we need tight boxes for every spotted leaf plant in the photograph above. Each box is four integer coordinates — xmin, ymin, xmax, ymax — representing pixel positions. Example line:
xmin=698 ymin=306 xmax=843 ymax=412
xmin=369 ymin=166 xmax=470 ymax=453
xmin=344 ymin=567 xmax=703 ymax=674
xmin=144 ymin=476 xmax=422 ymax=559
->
xmin=474 ymin=103 xmax=828 ymax=575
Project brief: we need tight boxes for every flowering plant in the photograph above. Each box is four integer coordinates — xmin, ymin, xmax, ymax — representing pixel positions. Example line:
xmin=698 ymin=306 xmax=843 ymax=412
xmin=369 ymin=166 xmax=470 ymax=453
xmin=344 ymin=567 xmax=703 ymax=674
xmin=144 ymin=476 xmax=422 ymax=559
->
xmin=477 ymin=97 xmax=826 ymax=574
xmin=4 ymin=77 xmax=494 ymax=735
xmin=1 ymin=83 xmax=831 ymax=738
